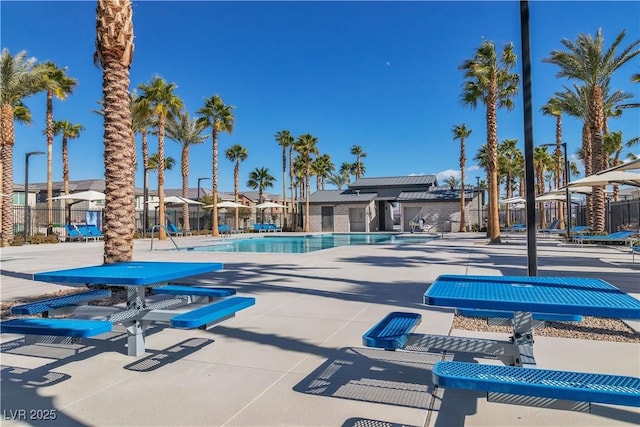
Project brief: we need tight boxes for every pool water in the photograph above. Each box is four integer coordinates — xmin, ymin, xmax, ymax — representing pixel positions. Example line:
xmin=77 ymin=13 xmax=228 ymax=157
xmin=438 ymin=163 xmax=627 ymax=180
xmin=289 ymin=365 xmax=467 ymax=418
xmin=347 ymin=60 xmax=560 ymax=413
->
xmin=185 ymin=233 xmax=437 ymax=253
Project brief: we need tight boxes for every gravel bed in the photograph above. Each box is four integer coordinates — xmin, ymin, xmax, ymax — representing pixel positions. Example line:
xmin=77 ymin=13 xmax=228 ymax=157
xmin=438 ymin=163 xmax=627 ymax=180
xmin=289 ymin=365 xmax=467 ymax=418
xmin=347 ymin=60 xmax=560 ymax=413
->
xmin=452 ymin=314 xmax=640 ymax=343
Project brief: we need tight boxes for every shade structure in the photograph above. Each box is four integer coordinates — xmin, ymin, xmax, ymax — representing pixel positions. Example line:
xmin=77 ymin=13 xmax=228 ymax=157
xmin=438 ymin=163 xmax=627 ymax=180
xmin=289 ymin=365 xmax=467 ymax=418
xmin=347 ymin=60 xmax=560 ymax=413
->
xmin=499 ymin=197 xmax=526 ymax=205
xmin=49 ymin=190 xmax=105 ymax=201
xmin=567 ymin=171 xmax=640 ymax=188
xmin=598 ymin=158 xmax=640 ymax=173
xmin=205 ymin=201 xmax=244 ymax=208
xmin=163 ymin=196 xmax=203 ymax=205
xmin=535 ymin=193 xmax=583 ymax=202
xmin=255 ymin=201 xmax=287 ymax=209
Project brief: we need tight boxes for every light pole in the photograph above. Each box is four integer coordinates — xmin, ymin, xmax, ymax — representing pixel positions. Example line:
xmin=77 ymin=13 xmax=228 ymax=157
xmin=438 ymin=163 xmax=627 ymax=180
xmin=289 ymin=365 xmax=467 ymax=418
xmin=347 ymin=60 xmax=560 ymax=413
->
xmin=196 ymin=177 xmax=211 ymax=231
xmin=24 ymin=151 xmax=45 ymax=242
xmin=541 ymin=143 xmax=571 ymax=240
xmin=475 ymin=176 xmax=481 ymax=230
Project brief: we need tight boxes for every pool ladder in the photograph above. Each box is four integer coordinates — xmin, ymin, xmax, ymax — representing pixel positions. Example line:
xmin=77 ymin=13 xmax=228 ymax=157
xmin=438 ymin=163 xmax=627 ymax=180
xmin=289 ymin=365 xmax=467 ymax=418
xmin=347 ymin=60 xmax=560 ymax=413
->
xmin=149 ymin=225 xmax=181 ymax=251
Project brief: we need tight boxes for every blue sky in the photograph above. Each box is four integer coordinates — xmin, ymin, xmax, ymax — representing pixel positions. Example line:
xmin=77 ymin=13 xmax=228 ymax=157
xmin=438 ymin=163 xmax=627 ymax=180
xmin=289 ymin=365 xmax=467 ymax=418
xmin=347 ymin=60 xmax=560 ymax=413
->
xmin=2 ymin=1 xmax=639 ymax=194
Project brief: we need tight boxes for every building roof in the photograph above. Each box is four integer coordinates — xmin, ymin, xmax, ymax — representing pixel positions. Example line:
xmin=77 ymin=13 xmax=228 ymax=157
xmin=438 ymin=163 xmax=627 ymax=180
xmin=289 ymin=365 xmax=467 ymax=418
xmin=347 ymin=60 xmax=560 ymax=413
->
xmin=397 ymin=186 xmax=475 ymax=202
xmin=308 ymin=190 xmax=377 ymax=204
xmin=349 ymin=175 xmax=437 ymax=188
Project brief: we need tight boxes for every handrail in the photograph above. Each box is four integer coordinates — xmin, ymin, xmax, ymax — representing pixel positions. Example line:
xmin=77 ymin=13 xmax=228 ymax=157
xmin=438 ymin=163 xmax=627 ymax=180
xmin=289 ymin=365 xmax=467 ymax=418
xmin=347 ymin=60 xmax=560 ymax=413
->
xmin=149 ymin=224 xmax=181 ymax=251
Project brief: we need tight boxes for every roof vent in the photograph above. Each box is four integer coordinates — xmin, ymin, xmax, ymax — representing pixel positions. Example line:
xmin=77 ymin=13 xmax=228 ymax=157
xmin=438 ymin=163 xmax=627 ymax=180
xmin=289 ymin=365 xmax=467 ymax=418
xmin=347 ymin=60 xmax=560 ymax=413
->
xmin=356 ymin=190 xmax=360 ymax=195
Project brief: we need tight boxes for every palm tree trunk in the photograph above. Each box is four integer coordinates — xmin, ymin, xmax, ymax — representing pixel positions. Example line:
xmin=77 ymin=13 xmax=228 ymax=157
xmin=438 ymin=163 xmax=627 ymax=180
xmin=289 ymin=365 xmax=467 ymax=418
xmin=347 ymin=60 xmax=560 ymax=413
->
xmin=234 ymin=163 xmax=240 ymax=230
xmin=46 ymin=91 xmax=54 ymax=226
xmin=289 ymin=147 xmax=295 ymax=228
xmin=63 ymin=136 xmax=70 ymax=194
xmin=487 ymin=83 xmax=501 ymax=244
xmin=459 ymin=139 xmax=466 ymax=232
xmin=182 ymin=146 xmax=190 ymax=231
xmin=212 ymin=131 xmax=219 ymax=236
xmin=102 ymin=58 xmax=135 ymax=262
xmin=157 ymin=116 xmax=167 ymax=240
xmin=282 ymin=147 xmax=287 ymax=230
xmin=0 ymin=104 xmax=15 ymax=244
xmin=589 ymin=85 xmax=605 ymax=232
xmin=304 ymin=165 xmax=311 ymax=232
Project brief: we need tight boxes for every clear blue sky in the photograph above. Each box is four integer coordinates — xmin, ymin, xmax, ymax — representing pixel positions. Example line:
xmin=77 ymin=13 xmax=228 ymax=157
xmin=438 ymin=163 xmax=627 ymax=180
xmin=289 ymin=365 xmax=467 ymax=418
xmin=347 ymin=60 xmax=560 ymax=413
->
xmin=2 ymin=1 xmax=639 ymax=194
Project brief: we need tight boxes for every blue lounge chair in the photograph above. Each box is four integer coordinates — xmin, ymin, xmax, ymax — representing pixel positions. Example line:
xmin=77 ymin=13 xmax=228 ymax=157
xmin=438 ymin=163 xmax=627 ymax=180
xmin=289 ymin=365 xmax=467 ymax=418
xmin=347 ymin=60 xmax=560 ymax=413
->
xmin=63 ymin=224 xmax=83 ymax=242
xmin=537 ymin=218 xmax=559 ymax=235
xmin=573 ymin=230 xmax=639 ymax=246
xmin=263 ymin=224 xmax=282 ymax=232
xmin=166 ymin=222 xmax=186 ymax=236
xmin=253 ymin=224 xmax=266 ymax=233
xmin=544 ymin=225 xmax=590 ymax=236
xmin=505 ymin=223 xmax=526 ymax=232
xmin=86 ymin=225 xmax=104 ymax=240
xmin=76 ymin=225 xmax=99 ymax=241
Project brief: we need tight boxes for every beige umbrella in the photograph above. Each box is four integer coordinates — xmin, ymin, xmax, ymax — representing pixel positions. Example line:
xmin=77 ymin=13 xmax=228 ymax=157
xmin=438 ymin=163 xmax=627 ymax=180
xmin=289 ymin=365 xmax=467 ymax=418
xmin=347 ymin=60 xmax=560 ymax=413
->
xmin=598 ymin=158 xmax=640 ymax=173
xmin=567 ymin=171 xmax=640 ymax=188
xmin=163 ymin=196 xmax=203 ymax=205
xmin=205 ymin=201 xmax=244 ymax=208
xmin=49 ymin=190 xmax=105 ymax=201
xmin=254 ymin=201 xmax=287 ymax=209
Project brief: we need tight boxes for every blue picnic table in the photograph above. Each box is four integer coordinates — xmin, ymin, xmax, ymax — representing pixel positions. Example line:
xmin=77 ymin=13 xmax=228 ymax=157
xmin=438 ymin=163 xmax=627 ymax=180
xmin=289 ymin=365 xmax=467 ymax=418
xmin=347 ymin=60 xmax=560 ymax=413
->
xmin=32 ymin=261 xmax=225 ymax=356
xmin=424 ymin=274 xmax=640 ymax=367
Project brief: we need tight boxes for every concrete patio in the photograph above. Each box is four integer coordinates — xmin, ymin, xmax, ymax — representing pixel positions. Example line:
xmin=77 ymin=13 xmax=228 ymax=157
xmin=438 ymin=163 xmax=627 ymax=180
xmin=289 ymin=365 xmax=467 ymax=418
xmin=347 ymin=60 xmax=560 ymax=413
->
xmin=1 ymin=232 xmax=639 ymax=426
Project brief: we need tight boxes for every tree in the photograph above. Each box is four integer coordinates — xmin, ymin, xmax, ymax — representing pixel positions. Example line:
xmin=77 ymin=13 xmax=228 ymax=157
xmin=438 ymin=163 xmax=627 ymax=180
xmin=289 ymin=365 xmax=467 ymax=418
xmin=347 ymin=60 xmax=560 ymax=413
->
xmin=460 ymin=40 xmax=519 ymax=243
xmin=443 ymin=176 xmax=460 ymax=188
xmin=52 ymin=120 xmax=84 ymax=195
xmin=247 ymin=167 xmax=275 ymax=224
xmin=131 ymin=90 xmax=154 ymax=231
xmin=165 ymin=110 xmax=206 ymax=231
xmin=544 ymin=29 xmax=640 ymax=231
xmin=95 ymin=0 xmax=135 ymax=263
xmin=198 ymin=95 xmax=234 ymax=237
xmin=350 ymin=145 xmax=367 ymax=179
xmin=138 ymin=75 xmax=183 ymax=240
xmin=275 ymin=130 xmax=294 ymax=230
xmin=452 ymin=123 xmax=472 ymax=232
xmin=534 ymin=147 xmax=554 ymax=227
xmin=295 ymin=134 xmax=319 ymax=231
xmin=327 ymin=171 xmax=350 ymax=190
xmin=498 ymin=138 xmax=522 ymax=228
xmin=311 ymin=153 xmax=334 ymax=190
xmin=38 ymin=62 xmax=77 ymax=226
xmin=225 ymin=144 xmax=248 ymax=230
xmin=0 ymin=49 xmax=44 ymax=244
xmin=339 ymin=162 xmax=354 ymax=182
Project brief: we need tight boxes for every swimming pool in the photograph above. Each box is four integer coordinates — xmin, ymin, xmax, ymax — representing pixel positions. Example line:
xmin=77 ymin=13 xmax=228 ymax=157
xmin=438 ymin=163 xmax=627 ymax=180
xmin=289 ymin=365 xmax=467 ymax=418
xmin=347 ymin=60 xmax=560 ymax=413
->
xmin=185 ymin=233 xmax=437 ymax=253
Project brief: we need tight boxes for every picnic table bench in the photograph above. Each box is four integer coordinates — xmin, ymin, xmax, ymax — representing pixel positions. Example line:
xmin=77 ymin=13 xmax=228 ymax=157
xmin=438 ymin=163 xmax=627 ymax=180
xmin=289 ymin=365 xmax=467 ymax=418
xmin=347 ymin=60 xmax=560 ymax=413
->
xmin=0 ymin=262 xmax=255 ymax=357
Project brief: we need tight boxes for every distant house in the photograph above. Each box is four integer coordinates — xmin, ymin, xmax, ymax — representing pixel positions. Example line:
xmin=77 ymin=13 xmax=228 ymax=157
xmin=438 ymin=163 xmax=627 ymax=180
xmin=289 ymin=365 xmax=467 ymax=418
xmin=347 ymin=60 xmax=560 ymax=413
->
xmin=304 ymin=175 xmax=481 ymax=232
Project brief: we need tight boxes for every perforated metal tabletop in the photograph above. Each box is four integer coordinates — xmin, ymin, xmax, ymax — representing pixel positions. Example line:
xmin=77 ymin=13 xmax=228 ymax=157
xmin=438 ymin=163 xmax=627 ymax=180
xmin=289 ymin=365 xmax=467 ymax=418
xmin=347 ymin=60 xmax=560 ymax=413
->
xmin=424 ymin=275 xmax=640 ymax=319
xmin=33 ymin=261 xmax=224 ymax=286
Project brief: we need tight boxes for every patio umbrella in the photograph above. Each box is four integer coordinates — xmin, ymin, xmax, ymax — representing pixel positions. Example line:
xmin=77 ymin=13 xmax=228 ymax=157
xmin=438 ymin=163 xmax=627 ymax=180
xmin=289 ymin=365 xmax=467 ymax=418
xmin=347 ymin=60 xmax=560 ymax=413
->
xmin=254 ymin=201 xmax=287 ymax=209
xmin=499 ymin=197 xmax=526 ymax=205
xmin=49 ymin=190 xmax=106 ymax=225
xmin=567 ymin=171 xmax=640 ymax=188
xmin=49 ymin=190 xmax=106 ymax=201
xmin=205 ymin=201 xmax=244 ymax=208
xmin=163 ymin=196 xmax=203 ymax=205
xmin=598 ymin=158 xmax=640 ymax=173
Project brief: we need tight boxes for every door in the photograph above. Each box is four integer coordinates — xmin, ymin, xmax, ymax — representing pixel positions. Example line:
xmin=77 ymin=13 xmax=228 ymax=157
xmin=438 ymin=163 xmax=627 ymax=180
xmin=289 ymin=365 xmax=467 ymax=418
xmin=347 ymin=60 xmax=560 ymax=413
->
xmin=321 ymin=206 xmax=334 ymax=232
xmin=349 ymin=208 xmax=365 ymax=232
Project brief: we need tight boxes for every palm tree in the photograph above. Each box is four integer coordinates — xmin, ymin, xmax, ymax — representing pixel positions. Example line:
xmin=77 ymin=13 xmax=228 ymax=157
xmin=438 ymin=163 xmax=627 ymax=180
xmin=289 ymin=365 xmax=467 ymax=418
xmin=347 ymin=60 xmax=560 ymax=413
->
xmin=327 ymin=171 xmax=350 ymax=189
xmin=339 ymin=162 xmax=354 ymax=182
xmin=544 ymin=29 xmax=640 ymax=231
xmin=443 ymin=176 xmax=460 ymax=188
xmin=197 ymin=95 xmax=235 ymax=237
xmin=275 ymin=130 xmax=294 ymax=230
xmin=95 ymin=0 xmax=135 ymax=262
xmin=498 ymin=139 xmax=521 ymax=228
xmin=247 ymin=167 xmax=275 ymax=224
xmin=311 ymin=153 xmax=334 ymax=190
xmin=52 ymin=120 xmax=84 ymax=195
xmin=225 ymin=144 xmax=248 ymax=230
xmin=540 ymin=96 xmax=567 ymax=228
xmin=295 ymin=134 xmax=319 ymax=231
xmin=0 ymin=49 xmax=44 ymax=244
xmin=460 ymin=40 xmax=519 ymax=243
xmin=131 ymin=91 xmax=154 ymax=231
xmin=350 ymin=145 xmax=367 ymax=179
xmin=165 ymin=110 xmax=206 ymax=232
xmin=534 ymin=147 xmax=554 ymax=228
xmin=138 ymin=75 xmax=183 ymax=240
xmin=452 ymin=123 xmax=472 ymax=232
xmin=37 ymin=62 xmax=77 ymax=226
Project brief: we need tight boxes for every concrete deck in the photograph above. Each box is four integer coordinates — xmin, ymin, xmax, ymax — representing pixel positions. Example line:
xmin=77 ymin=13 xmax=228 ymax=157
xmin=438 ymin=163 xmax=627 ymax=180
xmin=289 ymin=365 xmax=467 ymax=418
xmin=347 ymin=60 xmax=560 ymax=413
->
xmin=1 ymin=232 xmax=639 ymax=426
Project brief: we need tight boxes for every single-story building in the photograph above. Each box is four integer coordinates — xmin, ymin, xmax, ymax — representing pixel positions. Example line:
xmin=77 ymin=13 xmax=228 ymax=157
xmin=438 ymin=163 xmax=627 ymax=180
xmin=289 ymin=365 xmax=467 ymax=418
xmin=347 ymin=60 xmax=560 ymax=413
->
xmin=305 ymin=175 xmax=482 ymax=233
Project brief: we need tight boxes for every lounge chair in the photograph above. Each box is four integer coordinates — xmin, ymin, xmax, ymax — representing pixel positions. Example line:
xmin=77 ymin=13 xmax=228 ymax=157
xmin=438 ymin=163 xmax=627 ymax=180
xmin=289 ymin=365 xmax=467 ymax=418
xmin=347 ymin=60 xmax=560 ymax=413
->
xmin=76 ymin=225 xmax=99 ymax=241
xmin=263 ymin=224 xmax=282 ymax=232
xmin=63 ymin=224 xmax=83 ymax=242
xmin=505 ymin=223 xmax=526 ymax=232
xmin=632 ymin=246 xmax=640 ymax=263
xmin=543 ymin=225 xmax=590 ymax=237
xmin=86 ymin=225 xmax=104 ymax=240
xmin=166 ymin=223 xmax=184 ymax=236
xmin=537 ymin=218 xmax=559 ymax=235
xmin=573 ymin=230 xmax=639 ymax=246
xmin=253 ymin=224 xmax=266 ymax=233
